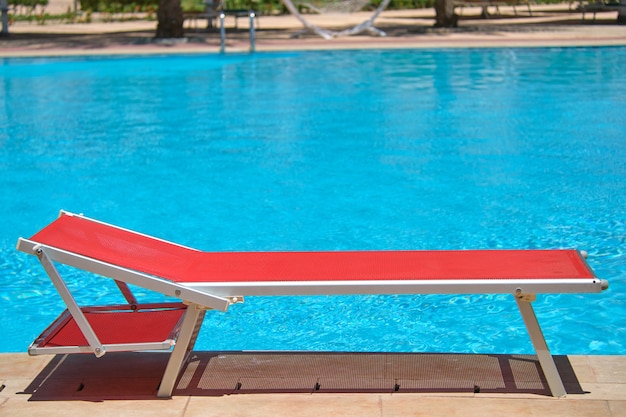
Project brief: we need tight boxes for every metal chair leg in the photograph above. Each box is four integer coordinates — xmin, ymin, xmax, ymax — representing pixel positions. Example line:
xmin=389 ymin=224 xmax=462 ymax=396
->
xmin=157 ymin=304 xmax=206 ymax=398
xmin=516 ymin=295 xmax=567 ymax=398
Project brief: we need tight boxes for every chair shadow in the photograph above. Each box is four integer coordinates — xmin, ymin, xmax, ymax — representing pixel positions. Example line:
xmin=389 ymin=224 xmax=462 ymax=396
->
xmin=22 ymin=351 xmax=584 ymax=401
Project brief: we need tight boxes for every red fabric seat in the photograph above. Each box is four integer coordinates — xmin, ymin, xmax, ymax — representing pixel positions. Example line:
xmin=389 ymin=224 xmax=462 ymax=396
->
xmin=30 ymin=212 xmax=595 ymax=284
xmin=34 ymin=304 xmax=187 ymax=349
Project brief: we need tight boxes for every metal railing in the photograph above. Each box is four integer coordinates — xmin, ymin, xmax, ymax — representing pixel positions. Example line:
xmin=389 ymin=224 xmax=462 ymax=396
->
xmin=220 ymin=11 xmax=256 ymax=53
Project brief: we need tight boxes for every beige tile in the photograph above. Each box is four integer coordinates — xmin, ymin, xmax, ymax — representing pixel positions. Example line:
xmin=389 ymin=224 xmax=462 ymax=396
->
xmin=0 ymin=397 xmax=190 ymax=417
xmin=382 ymin=396 xmax=527 ymax=417
xmin=382 ymin=396 xmax=613 ymax=417
xmin=471 ymin=391 xmax=548 ymax=400
xmin=567 ymin=355 xmax=596 ymax=383
xmin=0 ymin=378 xmax=40 ymax=400
xmin=586 ymin=356 xmax=626 ymax=384
xmin=608 ymin=400 xmax=626 ymax=417
xmin=526 ymin=399 xmax=611 ymax=417
xmin=0 ymin=354 xmax=51 ymax=379
xmin=185 ymin=394 xmax=383 ymax=417
xmin=576 ymin=383 xmax=626 ymax=401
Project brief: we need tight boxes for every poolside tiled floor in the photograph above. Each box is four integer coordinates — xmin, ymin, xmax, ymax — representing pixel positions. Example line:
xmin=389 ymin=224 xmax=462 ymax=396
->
xmin=1 ymin=353 xmax=625 ymax=416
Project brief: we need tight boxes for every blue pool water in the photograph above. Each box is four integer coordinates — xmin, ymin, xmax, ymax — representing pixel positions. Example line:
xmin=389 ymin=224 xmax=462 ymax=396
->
xmin=1 ymin=47 xmax=625 ymax=355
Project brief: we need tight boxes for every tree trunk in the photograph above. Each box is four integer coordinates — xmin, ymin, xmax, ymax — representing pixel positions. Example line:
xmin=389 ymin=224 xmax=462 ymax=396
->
xmin=156 ymin=0 xmax=184 ymax=38
xmin=434 ymin=0 xmax=458 ymax=28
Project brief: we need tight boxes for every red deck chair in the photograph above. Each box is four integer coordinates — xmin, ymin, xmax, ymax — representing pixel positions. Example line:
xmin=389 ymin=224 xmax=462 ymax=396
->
xmin=17 ymin=211 xmax=608 ymax=398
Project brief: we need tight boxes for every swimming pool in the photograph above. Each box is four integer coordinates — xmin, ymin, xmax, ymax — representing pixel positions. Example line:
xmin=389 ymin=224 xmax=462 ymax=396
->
xmin=1 ymin=47 xmax=624 ymax=355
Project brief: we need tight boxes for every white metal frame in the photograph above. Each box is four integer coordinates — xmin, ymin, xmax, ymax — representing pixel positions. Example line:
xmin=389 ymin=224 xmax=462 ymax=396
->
xmin=186 ymin=277 xmax=605 ymax=297
xmin=17 ymin=238 xmax=231 ymax=312
xmin=515 ymin=293 xmax=567 ymax=398
xmin=16 ymin=211 xmax=609 ymax=398
xmin=158 ymin=303 xmax=206 ymax=397
xmin=34 ymin=246 xmax=107 ymax=357
xmin=20 ymin=244 xmax=222 ymax=398
xmin=27 ymin=246 xmax=194 ymax=357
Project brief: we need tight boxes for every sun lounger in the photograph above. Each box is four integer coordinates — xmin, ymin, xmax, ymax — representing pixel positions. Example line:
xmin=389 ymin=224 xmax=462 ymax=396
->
xmin=580 ymin=0 xmax=626 ymax=21
xmin=16 ymin=211 xmax=608 ymax=398
xmin=454 ymin=0 xmax=533 ymax=18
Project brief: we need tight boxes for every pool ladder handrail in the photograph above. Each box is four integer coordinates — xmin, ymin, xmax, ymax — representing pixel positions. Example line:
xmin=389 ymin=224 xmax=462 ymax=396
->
xmin=220 ymin=12 xmax=256 ymax=53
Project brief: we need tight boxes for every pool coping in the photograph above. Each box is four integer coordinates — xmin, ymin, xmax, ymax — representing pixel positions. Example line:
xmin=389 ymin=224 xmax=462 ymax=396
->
xmin=0 ymin=352 xmax=625 ymax=416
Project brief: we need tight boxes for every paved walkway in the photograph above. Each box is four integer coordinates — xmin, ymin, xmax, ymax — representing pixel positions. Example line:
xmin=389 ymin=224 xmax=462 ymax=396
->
xmin=0 ymin=352 xmax=625 ymax=416
xmin=1 ymin=5 xmax=626 ymax=56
